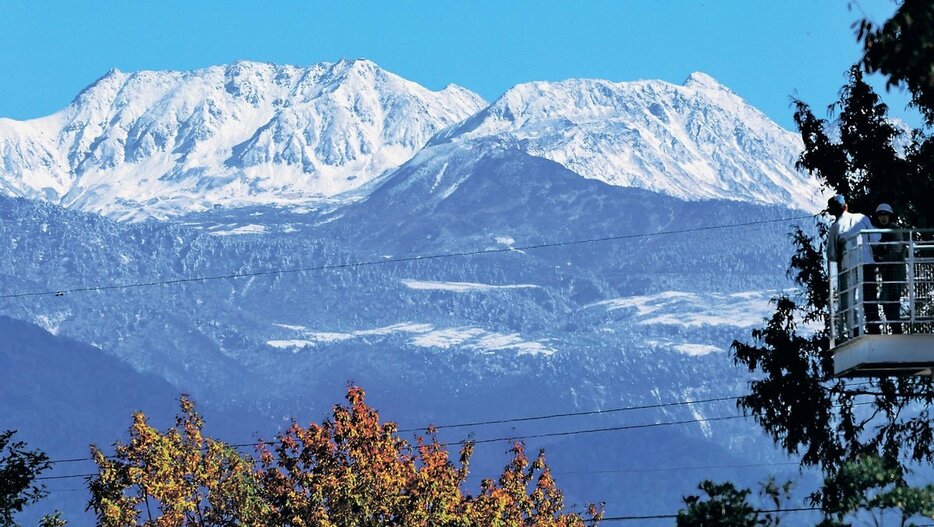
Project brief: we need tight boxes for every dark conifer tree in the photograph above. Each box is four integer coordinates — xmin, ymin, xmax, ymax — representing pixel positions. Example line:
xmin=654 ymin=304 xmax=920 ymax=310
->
xmin=0 ymin=430 xmax=51 ymax=527
xmin=729 ymin=1 xmax=934 ymax=518
xmin=856 ymin=0 xmax=934 ymax=125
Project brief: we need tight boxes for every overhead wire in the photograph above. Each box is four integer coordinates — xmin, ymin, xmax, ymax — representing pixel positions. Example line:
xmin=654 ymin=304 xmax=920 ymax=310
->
xmin=598 ymin=507 xmax=822 ymax=522
xmin=553 ymin=461 xmax=801 ymax=476
xmin=445 ymin=414 xmax=746 ymax=447
xmin=396 ymin=394 xmax=742 ymax=433
xmin=0 ymin=213 xmax=814 ymax=300
xmin=43 ymin=461 xmax=805 ymax=491
xmin=35 ymin=412 xmax=751 ymax=481
xmin=35 ymin=391 xmax=880 ymax=470
xmin=42 ymin=393 xmax=746 ymax=465
xmin=37 ymin=405 xmax=878 ymax=482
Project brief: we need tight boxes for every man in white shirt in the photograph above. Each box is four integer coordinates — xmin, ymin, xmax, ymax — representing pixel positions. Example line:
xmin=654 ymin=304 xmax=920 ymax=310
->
xmin=827 ymin=194 xmax=880 ymax=338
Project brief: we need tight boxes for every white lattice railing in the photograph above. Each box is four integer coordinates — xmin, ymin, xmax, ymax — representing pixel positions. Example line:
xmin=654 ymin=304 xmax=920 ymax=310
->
xmin=829 ymin=228 xmax=934 ymax=348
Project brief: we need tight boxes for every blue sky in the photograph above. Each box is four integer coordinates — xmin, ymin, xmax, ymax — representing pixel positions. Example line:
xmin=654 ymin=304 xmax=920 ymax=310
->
xmin=0 ymin=1 xmax=919 ymax=130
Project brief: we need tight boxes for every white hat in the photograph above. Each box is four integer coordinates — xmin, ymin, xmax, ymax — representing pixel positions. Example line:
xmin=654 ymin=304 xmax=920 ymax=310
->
xmin=875 ymin=203 xmax=894 ymax=215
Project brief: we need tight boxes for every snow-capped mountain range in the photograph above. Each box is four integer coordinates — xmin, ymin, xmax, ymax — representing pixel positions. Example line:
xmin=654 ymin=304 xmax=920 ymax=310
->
xmin=1 ymin=60 xmax=831 ymax=524
xmin=0 ymin=60 xmax=822 ymax=220
xmin=0 ymin=60 xmax=485 ymax=220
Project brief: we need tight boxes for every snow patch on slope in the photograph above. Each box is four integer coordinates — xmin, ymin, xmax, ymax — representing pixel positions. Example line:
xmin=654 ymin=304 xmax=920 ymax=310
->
xmin=672 ymin=343 xmax=723 ymax=356
xmin=268 ymin=321 xmax=554 ymax=356
xmin=401 ymin=280 xmax=539 ymax=292
xmin=209 ymin=224 xmax=267 ymax=236
xmin=588 ymin=290 xmax=775 ymax=328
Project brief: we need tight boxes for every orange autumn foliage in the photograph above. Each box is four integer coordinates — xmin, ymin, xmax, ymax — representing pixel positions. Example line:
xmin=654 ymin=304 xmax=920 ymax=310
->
xmin=89 ymin=387 xmax=603 ymax=527
xmin=88 ymin=396 xmax=270 ymax=527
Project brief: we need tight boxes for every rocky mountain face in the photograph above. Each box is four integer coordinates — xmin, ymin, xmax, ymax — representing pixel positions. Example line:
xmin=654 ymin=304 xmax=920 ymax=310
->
xmin=433 ymin=72 xmax=822 ymax=210
xmin=0 ymin=59 xmax=486 ymax=220
xmin=0 ymin=62 xmax=822 ymax=222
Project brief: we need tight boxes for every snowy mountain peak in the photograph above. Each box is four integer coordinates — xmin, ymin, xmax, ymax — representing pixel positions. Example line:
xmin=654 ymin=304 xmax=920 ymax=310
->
xmin=682 ymin=71 xmax=727 ymax=91
xmin=0 ymin=60 xmax=486 ymax=220
xmin=1 ymin=64 xmax=821 ymax=220
xmin=433 ymin=74 xmax=822 ymax=211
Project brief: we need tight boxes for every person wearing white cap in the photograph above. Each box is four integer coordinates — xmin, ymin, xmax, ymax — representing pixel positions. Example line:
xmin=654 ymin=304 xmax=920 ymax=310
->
xmin=872 ymin=203 xmax=907 ymax=334
xmin=827 ymin=194 xmax=879 ymax=338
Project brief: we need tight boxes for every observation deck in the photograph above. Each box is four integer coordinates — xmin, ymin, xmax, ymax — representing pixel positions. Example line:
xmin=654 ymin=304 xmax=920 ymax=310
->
xmin=830 ymin=229 xmax=934 ymax=377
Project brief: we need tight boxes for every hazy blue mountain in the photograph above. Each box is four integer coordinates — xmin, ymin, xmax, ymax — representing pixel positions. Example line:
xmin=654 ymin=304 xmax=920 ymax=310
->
xmin=0 ymin=315 xmax=283 ymax=526
xmin=0 ymin=177 xmax=807 ymax=522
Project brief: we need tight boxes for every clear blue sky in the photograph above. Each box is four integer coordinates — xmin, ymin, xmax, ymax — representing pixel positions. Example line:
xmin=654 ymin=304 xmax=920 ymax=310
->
xmin=0 ymin=0 xmax=920 ymax=130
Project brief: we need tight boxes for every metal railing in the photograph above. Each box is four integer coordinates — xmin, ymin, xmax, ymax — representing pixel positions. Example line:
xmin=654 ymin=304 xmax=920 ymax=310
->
xmin=829 ymin=228 xmax=934 ymax=348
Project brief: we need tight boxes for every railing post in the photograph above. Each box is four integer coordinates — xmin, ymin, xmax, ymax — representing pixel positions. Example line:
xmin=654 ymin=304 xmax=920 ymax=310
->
xmin=829 ymin=260 xmax=837 ymax=347
xmin=908 ymin=233 xmax=916 ymax=329
xmin=856 ymin=235 xmax=864 ymax=337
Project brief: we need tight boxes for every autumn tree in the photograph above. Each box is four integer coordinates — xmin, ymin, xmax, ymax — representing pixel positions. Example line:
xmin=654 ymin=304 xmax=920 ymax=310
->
xmin=89 ymin=388 xmax=601 ymax=527
xmin=256 ymin=386 xmax=602 ymax=527
xmin=87 ymin=396 xmax=271 ymax=527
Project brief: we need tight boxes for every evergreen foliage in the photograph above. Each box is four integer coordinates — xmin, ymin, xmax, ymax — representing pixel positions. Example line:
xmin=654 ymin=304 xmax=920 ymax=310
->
xmin=856 ymin=0 xmax=934 ymax=125
xmin=817 ymin=455 xmax=934 ymax=526
xmin=729 ymin=1 xmax=934 ymax=523
xmin=0 ymin=430 xmax=51 ymax=527
xmin=677 ymin=479 xmax=792 ymax=527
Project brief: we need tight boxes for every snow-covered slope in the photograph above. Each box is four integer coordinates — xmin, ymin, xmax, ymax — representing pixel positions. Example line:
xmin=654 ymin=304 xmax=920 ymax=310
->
xmin=433 ymin=72 xmax=823 ymax=211
xmin=0 ymin=63 xmax=821 ymax=220
xmin=0 ymin=60 xmax=486 ymax=220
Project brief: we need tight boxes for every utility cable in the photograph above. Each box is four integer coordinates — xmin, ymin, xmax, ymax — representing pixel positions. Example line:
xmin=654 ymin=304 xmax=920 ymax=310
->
xmin=396 ymin=394 xmax=741 ymax=433
xmin=35 ymin=412 xmax=750 ymax=481
xmin=444 ymin=414 xmax=746 ymax=447
xmin=553 ymin=460 xmax=801 ymax=476
xmin=40 ymin=460 xmax=803 ymax=488
xmin=43 ymin=393 xmax=744 ymax=465
xmin=598 ymin=507 xmax=822 ymax=522
xmin=0 ymin=214 xmax=813 ymax=300
xmin=39 ymin=391 xmax=879 ymax=467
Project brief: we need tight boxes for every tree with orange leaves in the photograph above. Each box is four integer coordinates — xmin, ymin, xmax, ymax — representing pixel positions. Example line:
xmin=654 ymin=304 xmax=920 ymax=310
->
xmin=257 ymin=386 xmax=603 ymax=527
xmin=88 ymin=396 xmax=270 ymax=527
xmin=89 ymin=387 xmax=602 ymax=527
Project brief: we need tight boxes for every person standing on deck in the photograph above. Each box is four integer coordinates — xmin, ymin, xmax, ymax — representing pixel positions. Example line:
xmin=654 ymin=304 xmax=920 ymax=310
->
xmin=827 ymin=194 xmax=880 ymax=337
xmin=872 ymin=203 xmax=908 ymax=334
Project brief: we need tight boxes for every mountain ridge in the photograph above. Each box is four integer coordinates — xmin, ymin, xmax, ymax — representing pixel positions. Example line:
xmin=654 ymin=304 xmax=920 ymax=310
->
xmin=0 ymin=60 xmax=822 ymax=220
xmin=0 ymin=59 xmax=486 ymax=220
xmin=433 ymin=72 xmax=822 ymax=211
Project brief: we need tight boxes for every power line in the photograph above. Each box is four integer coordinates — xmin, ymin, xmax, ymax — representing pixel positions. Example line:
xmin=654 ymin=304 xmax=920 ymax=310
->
xmin=599 ymin=507 xmax=822 ymax=522
xmin=441 ymin=400 xmax=877 ymax=448
xmin=36 ymin=459 xmax=799 ymax=486
xmin=447 ymin=414 xmax=747 ymax=446
xmin=396 ymin=394 xmax=741 ymax=433
xmin=553 ymin=461 xmax=801 ymax=476
xmin=37 ymin=460 xmax=805 ymax=487
xmin=0 ymin=214 xmax=813 ymax=300
xmin=36 ymin=413 xmax=749 ymax=481
xmin=36 ymin=473 xmax=96 ymax=481
xmin=44 ymin=394 xmax=744 ymax=465
xmin=40 ymin=390 xmax=879 ymax=467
